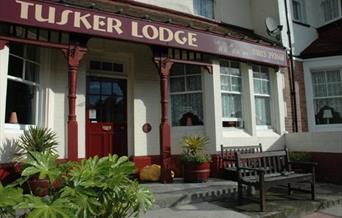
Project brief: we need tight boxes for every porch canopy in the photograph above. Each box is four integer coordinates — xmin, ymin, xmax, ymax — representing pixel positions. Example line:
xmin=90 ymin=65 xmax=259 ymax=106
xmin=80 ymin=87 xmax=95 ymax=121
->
xmin=0 ymin=0 xmax=287 ymax=183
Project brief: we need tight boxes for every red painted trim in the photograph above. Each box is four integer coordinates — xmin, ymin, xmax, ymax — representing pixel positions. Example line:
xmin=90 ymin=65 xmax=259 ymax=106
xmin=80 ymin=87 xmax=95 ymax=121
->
xmin=0 ymin=36 xmax=68 ymax=50
xmin=62 ymin=46 xmax=87 ymax=161
xmin=157 ymin=59 xmax=174 ymax=183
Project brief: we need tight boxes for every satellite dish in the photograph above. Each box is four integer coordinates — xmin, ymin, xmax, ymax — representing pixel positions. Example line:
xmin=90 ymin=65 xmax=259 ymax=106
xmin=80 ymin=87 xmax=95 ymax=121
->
xmin=265 ymin=17 xmax=283 ymax=37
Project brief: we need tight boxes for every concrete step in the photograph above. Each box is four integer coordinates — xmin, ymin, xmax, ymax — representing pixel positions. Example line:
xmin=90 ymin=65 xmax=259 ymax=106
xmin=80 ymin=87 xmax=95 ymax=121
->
xmin=142 ymin=178 xmax=239 ymax=209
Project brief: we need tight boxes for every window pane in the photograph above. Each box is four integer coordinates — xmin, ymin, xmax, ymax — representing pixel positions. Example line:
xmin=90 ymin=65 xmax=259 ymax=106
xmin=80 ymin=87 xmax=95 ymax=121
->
xmin=26 ymin=45 xmax=39 ymax=62
xmin=222 ymin=94 xmax=242 ymax=118
xmin=220 ymin=75 xmax=230 ymax=91
xmin=254 ymin=79 xmax=262 ymax=94
xmin=170 ymin=63 xmax=184 ymax=76
xmin=322 ymin=0 xmax=339 ymax=22
xmin=194 ymin=0 xmax=214 ymax=18
xmin=293 ymin=1 xmax=300 ymax=20
xmin=8 ymin=56 xmax=23 ymax=78
xmin=25 ymin=62 xmax=39 ymax=82
xmin=170 ymin=77 xmax=185 ymax=92
xmin=312 ymin=72 xmax=325 ymax=84
xmin=171 ymin=93 xmax=203 ymax=126
xmin=5 ymin=80 xmax=37 ymax=125
xmin=314 ymin=98 xmax=342 ymax=124
xmin=89 ymin=81 xmax=100 ymax=94
xmin=185 ymin=65 xmax=201 ymax=75
xmin=9 ymin=43 xmax=24 ymax=57
xmin=262 ymin=80 xmax=270 ymax=94
xmin=255 ymin=97 xmax=271 ymax=125
xmin=187 ymin=75 xmax=202 ymax=91
xmin=102 ymin=82 xmax=112 ymax=95
xmin=231 ymin=77 xmax=241 ymax=92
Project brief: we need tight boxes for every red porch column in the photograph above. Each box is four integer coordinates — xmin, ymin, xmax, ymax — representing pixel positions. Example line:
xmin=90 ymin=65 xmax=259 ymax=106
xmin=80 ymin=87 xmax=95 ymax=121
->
xmin=0 ymin=40 xmax=9 ymax=50
xmin=158 ymin=58 xmax=174 ymax=183
xmin=62 ymin=46 xmax=87 ymax=161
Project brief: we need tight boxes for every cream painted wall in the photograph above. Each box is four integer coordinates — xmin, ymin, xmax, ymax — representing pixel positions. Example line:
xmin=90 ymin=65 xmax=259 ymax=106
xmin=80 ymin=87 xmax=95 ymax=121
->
xmin=134 ymin=0 xmax=193 ymax=14
xmin=285 ymin=132 xmax=342 ymax=153
xmin=215 ymin=0 xmax=252 ymax=29
xmin=0 ymin=46 xmax=10 ymax=163
xmin=251 ymin=0 xmax=280 ymax=40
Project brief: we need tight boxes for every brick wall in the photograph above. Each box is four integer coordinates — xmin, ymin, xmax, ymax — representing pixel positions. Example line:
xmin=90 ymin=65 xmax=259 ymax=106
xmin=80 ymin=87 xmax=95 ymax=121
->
xmin=282 ymin=60 xmax=308 ymax=133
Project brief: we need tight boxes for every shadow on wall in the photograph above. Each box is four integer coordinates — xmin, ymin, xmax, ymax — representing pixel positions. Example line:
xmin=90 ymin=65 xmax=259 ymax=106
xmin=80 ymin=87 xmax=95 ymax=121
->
xmin=0 ymin=138 xmax=20 ymax=163
xmin=265 ymin=134 xmax=286 ymax=151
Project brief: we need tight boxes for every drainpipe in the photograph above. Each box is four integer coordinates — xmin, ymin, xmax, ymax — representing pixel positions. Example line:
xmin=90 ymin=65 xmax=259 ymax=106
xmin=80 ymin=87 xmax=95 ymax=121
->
xmin=284 ymin=0 xmax=298 ymax=132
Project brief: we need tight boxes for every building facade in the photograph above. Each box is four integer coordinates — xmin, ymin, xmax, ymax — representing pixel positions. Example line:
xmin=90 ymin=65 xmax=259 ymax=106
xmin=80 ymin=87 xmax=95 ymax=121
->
xmin=284 ymin=0 xmax=342 ymax=183
xmin=0 ymin=0 xmax=293 ymax=181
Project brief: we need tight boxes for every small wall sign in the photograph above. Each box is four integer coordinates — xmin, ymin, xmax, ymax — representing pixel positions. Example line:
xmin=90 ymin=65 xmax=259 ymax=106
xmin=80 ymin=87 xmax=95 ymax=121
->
xmin=142 ymin=123 xmax=152 ymax=133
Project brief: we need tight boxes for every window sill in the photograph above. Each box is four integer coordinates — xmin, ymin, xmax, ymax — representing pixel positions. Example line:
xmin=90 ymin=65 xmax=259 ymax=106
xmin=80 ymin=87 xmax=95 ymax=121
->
xmin=4 ymin=123 xmax=34 ymax=133
xmin=256 ymin=129 xmax=280 ymax=137
xmin=311 ymin=123 xmax=342 ymax=132
xmin=222 ymin=129 xmax=251 ymax=138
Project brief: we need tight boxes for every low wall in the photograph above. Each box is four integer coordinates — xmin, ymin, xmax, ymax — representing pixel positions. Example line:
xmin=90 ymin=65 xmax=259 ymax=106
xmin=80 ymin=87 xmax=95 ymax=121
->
xmin=285 ymin=132 xmax=342 ymax=184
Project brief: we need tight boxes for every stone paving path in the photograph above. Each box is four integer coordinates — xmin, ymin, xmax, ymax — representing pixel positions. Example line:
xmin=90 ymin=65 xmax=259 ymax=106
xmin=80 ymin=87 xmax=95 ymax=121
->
xmin=142 ymin=179 xmax=342 ymax=218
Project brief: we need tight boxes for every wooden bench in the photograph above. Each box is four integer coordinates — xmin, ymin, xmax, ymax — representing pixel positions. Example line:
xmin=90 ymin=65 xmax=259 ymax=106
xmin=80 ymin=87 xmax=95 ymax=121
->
xmin=236 ymin=149 xmax=317 ymax=211
xmin=220 ymin=144 xmax=262 ymax=180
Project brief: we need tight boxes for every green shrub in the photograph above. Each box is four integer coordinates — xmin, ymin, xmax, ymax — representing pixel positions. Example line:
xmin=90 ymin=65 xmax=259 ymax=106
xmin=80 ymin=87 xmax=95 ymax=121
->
xmin=180 ymin=135 xmax=211 ymax=163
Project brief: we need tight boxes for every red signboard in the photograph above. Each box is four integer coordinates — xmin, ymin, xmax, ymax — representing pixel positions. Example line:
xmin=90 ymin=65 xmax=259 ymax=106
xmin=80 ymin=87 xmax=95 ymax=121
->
xmin=0 ymin=0 xmax=287 ymax=66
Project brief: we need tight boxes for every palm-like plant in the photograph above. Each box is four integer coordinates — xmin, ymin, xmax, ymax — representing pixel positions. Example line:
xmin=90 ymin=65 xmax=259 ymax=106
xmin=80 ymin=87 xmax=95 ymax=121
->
xmin=180 ymin=135 xmax=211 ymax=163
xmin=16 ymin=126 xmax=58 ymax=161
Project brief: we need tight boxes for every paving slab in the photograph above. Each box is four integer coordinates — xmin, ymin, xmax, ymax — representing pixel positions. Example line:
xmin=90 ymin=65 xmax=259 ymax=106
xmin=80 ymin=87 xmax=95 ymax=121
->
xmin=141 ymin=202 xmax=251 ymax=218
xmin=142 ymin=180 xmax=342 ymax=218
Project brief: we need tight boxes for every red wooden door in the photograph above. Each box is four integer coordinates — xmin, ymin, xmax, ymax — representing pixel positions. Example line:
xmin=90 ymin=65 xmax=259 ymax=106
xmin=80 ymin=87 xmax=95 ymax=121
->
xmin=86 ymin=77 xmax=127 ymax=158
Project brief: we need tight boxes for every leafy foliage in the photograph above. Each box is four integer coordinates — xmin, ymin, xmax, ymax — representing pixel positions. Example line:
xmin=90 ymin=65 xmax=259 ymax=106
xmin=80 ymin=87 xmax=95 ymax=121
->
xmin=0 ymin=183 xmax=24 ymax=217
xmin=1 ymin=127 xmax=154 ymax=218
xmin=180 ymin=135 xmax=211 ymax=163
xmin=16 ymin=126 xmax=58 ymax=161
xmin=61 ymin=155 xmax=154 ymax=218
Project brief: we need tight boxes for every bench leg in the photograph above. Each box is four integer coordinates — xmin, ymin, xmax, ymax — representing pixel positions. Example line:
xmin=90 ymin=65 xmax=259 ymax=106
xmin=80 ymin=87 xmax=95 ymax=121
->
xmin=288 ymin=183 xmax=293 ymax=195
xmin=238 ymin=182 xmax=243 ymax=204
xmin=260 ymin=184 xmax=265 ymax=212
xmin=311 ymin=167 xmax=316 ymax=200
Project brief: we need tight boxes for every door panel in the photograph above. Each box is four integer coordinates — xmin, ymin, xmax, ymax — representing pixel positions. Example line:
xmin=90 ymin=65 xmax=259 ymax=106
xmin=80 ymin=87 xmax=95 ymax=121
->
xmin=86 ymin=77 xmax=127 ymax=158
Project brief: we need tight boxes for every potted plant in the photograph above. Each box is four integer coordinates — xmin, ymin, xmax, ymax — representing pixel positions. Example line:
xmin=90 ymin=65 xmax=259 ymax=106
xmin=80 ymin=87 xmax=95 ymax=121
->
xmin=15 ymin=126 xmax=60 ymax=196
xmin=180 ymin=135 xmax=211 ymax=183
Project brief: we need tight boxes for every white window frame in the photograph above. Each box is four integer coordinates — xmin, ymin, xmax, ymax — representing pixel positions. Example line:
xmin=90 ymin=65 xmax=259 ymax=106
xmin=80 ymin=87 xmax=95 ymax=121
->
xmin=292 ymin=0 xmax=307 ymax=23
xmin=169 ymin=64 xmax=204 ymax=127
xmin=5 ymin=44 xmax=40 ymax=129
xmin=311 ymin=69 xmax=342 ymax=125
xmin=303 ymin=57 xmax=342 ymax=132
xmin=220 ymin=60 xmax=244 ymax=129
xmin=320 ymin=0 xmax=342 ymax=24
xmin=253 ymin=65 xmax=272 ymax=130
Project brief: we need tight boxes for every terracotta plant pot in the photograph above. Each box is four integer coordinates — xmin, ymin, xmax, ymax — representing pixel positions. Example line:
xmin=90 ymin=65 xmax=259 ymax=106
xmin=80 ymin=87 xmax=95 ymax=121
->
xmin=27 ymin=178 xmax=64 ymax=197
xmin=183 ymin=162 xmax=210 ymax=183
